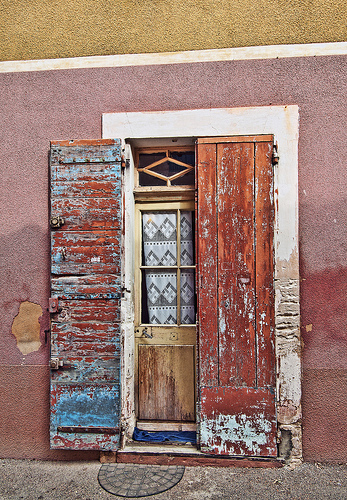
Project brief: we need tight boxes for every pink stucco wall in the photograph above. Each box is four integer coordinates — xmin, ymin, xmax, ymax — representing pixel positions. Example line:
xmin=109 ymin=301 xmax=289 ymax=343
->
xmin=0 ymin=55 xmax=346 ymax=461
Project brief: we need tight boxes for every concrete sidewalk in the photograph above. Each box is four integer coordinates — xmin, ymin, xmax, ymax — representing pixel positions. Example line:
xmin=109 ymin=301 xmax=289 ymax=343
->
xmin=0 ymin=459 xmax=346 ymax=500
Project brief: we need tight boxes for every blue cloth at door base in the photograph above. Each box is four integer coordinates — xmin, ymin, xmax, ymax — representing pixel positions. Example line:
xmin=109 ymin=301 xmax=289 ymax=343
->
xmin=133 ymin=427 xmax=196 ymax=444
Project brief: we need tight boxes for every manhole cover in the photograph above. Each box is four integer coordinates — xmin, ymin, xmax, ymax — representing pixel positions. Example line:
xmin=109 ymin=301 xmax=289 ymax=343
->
xmin=98 ymin=463 xmax=185 ymax=497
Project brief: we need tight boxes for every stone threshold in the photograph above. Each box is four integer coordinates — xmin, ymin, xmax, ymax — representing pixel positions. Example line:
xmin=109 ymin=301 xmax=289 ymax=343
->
xmin=100 ymin=442 xmax=283 ymax=468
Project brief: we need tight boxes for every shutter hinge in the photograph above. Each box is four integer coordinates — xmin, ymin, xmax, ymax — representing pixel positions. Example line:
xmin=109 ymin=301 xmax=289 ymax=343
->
xmin=121 ymin=150 xmax=131 ymax=168
xmin=49 ymin=296 xmax=59 ymax=313
xmin=272 ymin=143 xmax=279 ymax=165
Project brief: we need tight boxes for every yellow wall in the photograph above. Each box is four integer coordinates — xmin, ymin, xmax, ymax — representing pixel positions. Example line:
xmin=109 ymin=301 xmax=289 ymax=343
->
xmin=1 ymin=0 xmax=346 ymax=61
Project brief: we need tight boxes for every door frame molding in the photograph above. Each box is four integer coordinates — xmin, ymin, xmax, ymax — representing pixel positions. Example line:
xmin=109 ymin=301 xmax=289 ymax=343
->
xmin=103 ymin=106 xmax=302 ymax=462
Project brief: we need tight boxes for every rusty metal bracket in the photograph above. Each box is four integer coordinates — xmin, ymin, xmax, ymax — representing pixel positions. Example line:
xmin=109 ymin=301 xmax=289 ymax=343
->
xmin=50 ymin=215 xmax=65 ymax=229
xmin=49 ymin=296 xmax=59 ymax=313
xmin=272 ymin=143 xmax=279 ymax=165
xmin=50 ymin=357 xmax=71 ymax=370
xmin=57 ymin=426 xmax=119 ymax=434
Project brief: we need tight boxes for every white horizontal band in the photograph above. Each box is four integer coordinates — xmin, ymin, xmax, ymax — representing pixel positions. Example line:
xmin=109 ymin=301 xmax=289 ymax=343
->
xmin=0 ymin=42 xmax=346 ymax=74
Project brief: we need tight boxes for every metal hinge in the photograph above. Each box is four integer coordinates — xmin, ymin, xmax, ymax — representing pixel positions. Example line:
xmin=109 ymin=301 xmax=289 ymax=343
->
xmin=49 ymin=296 xmax=59 ymax=313
xmin=272 ymin=143 xmax=279 ymax=165
xmin=121 ymin=144 xmax=131 ymax=168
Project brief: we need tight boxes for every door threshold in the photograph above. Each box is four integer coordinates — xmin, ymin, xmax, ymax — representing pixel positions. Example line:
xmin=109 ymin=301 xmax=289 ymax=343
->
xmin=121 ymin=440 xmax=201 ymax=455
xmin=136 ymin=421 xmax=196 ymax=432
xmin=100 ymin=442 xmax=283 ymax=468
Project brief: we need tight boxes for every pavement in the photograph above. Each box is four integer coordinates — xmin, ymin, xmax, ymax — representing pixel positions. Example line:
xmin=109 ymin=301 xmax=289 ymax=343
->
xmin=0 ymin=459 xmax=346 ymax=500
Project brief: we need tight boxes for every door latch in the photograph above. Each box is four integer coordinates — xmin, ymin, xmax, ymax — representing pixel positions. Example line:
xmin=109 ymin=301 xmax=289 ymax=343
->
xmin=50 ymin=358 xmax=71 ymax=370
xmin=142 ymin=327 xmax=153 ymax=339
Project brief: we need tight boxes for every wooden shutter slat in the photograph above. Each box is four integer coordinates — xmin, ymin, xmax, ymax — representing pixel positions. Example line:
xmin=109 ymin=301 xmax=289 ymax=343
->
xmin=51 ymin=274 xmax=120 ymax=299
xmin=51 ymin=198 xmax=121 ymax=231
xmin=50 ymin=140 xmax=122 ymax=165
xmin=51 ymin=230 xmax=120 ymax=275
xmin=217 ymin=142 xmax=256 ymax=387
xmin=52 ymin=180 xmax=120 ymax=197
xmin=52 ymin=299 xmax=120 ymax=322
xmin=51 ymin=358 xmax=120 ymax=384
xmin=255 ymin=141 xmax=275 ymax=387
xmin=50 ymin=384 xmax=120 ymax=451
xmin=196 ymin=143 xmax=219 ymax=387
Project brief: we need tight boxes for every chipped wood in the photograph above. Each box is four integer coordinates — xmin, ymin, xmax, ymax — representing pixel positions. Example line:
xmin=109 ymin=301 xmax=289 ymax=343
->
xmin=50 ymin=139 xmax=122 ymax=451
xmin=196 ymin=137 xmax=276 ymax=457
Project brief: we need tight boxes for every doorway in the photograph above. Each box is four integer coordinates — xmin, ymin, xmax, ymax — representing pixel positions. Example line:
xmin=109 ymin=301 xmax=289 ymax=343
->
xmin=133 ymin=146 xmax=197 ymax=432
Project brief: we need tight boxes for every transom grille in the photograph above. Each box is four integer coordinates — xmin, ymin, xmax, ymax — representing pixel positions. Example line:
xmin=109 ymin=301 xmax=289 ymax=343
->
xmin=137 ymin=149 xmax=195 ymax=187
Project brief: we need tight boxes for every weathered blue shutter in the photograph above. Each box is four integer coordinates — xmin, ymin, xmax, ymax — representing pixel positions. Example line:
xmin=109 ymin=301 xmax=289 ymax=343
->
xmin=49 ymin=139 xmax=122 ymax=450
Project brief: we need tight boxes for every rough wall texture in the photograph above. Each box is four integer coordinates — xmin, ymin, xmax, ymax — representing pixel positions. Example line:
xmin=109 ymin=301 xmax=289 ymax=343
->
xmin=0 ymin=1 xmax=346 ymax=61
xmin=0 ymin=55 xmax=346 ymax=461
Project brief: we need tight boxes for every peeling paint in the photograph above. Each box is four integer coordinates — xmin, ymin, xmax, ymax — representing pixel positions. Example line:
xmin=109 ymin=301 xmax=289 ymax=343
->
xmin=11 ymin=301 xmax=42 ymax=355
xmin=200 ymin=412 xmax=272 ymax=456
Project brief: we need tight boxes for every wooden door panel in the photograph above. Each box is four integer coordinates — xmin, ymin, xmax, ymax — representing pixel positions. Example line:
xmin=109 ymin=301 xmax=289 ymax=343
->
xmin=200 ymin=387 xmax=277 ymax=456
xmin=138 ymin=345 xmax=195 ymax=422
xmin=217 ymin=142 xmax=256 ymax=387
xmin=196 ymin=144 xmax=219 ymax=387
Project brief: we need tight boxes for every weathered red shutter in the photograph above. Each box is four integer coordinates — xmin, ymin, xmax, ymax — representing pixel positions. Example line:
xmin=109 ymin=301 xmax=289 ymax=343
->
xmin=196 ymin=136 xmax=276 ymax=457
xmin=49 ymin=139 xmax=122 ymax=450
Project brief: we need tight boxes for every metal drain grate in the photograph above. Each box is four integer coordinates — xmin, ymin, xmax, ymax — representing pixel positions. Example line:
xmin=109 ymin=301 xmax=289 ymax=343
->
xmin=98 ymin=463 xmax=185 ymax=497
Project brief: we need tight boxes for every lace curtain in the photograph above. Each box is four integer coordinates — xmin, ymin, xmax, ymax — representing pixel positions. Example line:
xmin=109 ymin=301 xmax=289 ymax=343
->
xmin=142 ymin=211 xmax=195 ymax=325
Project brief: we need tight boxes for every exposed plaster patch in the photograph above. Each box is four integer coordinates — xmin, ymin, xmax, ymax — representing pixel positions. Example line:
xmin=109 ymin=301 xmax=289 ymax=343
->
xmin=277 ymin=400 xmax=302 ymax=425
xmin=275 ymin=248 xmax=299 ymax=280
xmin=11 ymin=301 xmax=42 ymax=355
xmin=278 ymin=423 xmax=302 ymax=467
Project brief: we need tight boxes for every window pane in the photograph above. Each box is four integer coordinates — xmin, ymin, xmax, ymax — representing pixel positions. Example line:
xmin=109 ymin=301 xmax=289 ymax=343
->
xmin=181 ymin=270 xmax=196 ymax=324
xmin=171 ymin=170 xmax=195 ymax=185
xmin=171 ymin=151 xmax=195 ymax=166
xmin=139 ymin=171 xmax=167 ymax=186
xmin=143 ymin=270 xmax=177 ymax=324
xmin=142 ymin=212 xmax=177 ymax=266
xmin=180 ymin=211 xmax=194 ymax=265
xmin=139 ymin=152 xmax=166 ymax=168
xmin=151 ymin=160 xmax=186 ymax=177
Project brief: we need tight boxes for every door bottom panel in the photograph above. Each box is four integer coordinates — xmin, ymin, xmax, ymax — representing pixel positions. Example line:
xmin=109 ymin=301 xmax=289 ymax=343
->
xmin=138 ymin=344 xmax=195 ymax=421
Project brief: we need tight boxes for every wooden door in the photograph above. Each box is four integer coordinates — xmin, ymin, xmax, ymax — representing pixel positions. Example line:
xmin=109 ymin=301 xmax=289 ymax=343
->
xmin=49 ymin=139 xmax=122 ymax=450
xmin=135 ymin=201 xmax=196 ymax=425
xmin=196 ymin=136 xmax=276 ymax=456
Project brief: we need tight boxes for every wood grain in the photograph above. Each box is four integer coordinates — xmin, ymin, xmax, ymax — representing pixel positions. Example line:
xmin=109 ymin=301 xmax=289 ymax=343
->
xmin=138 ymin=345 xmax=195 ymax=421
